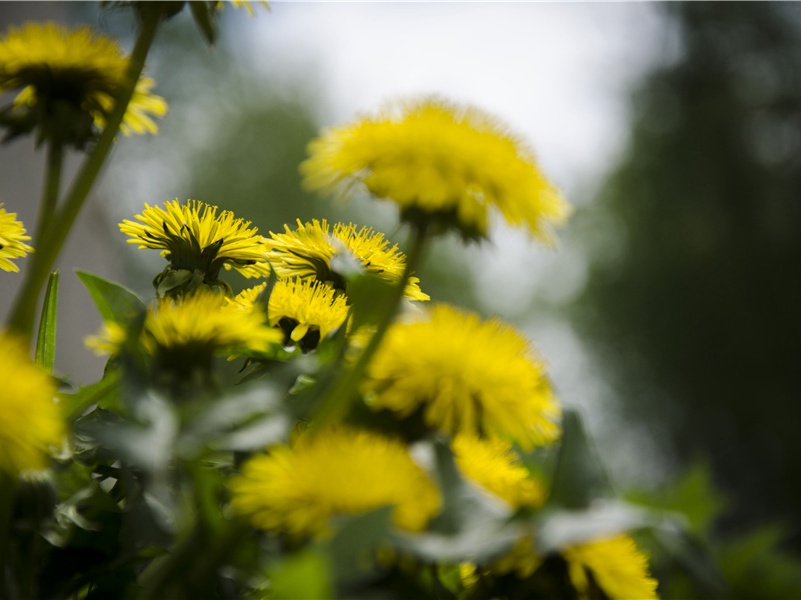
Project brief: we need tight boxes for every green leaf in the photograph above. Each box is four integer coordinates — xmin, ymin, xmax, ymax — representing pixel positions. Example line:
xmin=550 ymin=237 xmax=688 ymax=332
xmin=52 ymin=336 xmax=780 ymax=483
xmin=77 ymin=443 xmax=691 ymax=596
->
xmin=268 ymin=548 xmax=333 ymax=600
xmin=35 ymin=271 xmax=59 ymax=372
xmin=61 ymin=369 xmax=122 ymax=421
xmin=548 ymin=409 xmax=614 ymax=509
xmin=189 ymin=1 xmax=217 ymax=46
xmin=328 ymin=506 xmax=393 ymax=587
xmin=76 ymin=269 xmax=145 ymax=324
xmin=346 ymin=272 xmax=397 ymax=332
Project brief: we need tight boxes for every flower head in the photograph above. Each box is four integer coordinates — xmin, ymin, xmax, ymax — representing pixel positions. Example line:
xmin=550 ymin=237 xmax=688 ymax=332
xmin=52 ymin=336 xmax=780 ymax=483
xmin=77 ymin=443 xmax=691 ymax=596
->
xmin=301 ymin=97 xmax=570 ymax=242
xmin=363 ymin=304 xmax=561 ymax=450
xmin=264 ymin=219 xmax=428 ymax=301
xmin=0 ymin=22 xmax=167 ymax=146
xmin=0 ymin=331 xmax=63 ymax=475
xmin=120 ymin=200 xmax=273 ymax=295
xmin=0 ymin=203 xmax=33 ymax=272
xmin=87 ymin=289 xmax=281 ymax=366
xmin=564 ymin=535 xmax=659 ymax=600
xmin=229 ymin=426 xmax=441 ymax=537
xmin=233 ymin=278 xmax=349 ymax=351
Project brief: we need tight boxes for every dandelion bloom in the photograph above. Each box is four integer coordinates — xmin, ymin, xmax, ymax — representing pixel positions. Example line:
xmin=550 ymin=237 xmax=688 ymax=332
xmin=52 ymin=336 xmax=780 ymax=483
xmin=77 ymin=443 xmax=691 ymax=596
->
xmin=233 ymin=278 xmax=349 ymax=350
xmin=120 ymin=199 xmax=273 ymax=280
xmin=229 ymin=427 xmax=441 ymax=537
xmin=301 ymin=98 xmax=570 ymax=241
xmin=264 ymin=219 xmax=428 ymax=301
xmin=0 ymin=331 xmax=63 ymax=475
xmin=363 ymin=304 xmax=560 ymax=450
xmin=0 ymin=203 xmax=33 ymax=272
xmin=0 ymin=22 xmax=167 ymax=143
xmin=86 ymin=289 xmax=281 ymax=361
xmin=564 ymin=535 xmax=659 ymax=600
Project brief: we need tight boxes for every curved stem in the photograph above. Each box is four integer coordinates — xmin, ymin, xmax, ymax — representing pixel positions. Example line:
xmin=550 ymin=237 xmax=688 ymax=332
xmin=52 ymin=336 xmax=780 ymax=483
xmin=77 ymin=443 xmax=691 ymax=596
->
xmin=6 ymin=9 xmax=162 ymax=342
xmin=314 ymin=223 xmax=429 ymax=425
xmin=32 ymin=141 xmax=64 ymax=245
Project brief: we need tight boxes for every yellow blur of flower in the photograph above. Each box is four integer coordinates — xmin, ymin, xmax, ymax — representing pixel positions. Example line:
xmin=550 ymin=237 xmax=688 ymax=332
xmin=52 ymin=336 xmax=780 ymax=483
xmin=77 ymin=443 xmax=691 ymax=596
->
xmin=0 ymin=22 xmax=167 ymax=142
xmin=221 ymin=0 xmax=270 ymax=16
xmin=0 ymin=203 xmax=33 ymax=272
xmin=229 ymin=426 xmax=441 ymax=537
xmin=564 ymin=535 xmax=659 ymax=600
xmin=119 ymin=199 xmax=272 ymax=279
xmin=264 ymin=219 xmax=428 ymax=301
xmin=234 ymin=278 xmax=349 ymax=349
xmin=301 ymin=97 xmax=570 ymax=242
xmin=0 ymin=331 xmax=63 ymax=476
xmin=363 ymin=304 xmax=561 ymax=450
xmin=86 ymin=289 xmax=281 ymax=358
xmin=453 ymin=435 xmax=545 ymax=510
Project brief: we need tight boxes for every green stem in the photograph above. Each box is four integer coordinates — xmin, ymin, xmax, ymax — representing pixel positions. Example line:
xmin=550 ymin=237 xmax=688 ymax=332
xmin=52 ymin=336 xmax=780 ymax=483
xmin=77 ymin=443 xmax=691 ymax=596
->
xmin=314 ymin=223 xmax=429 ymax=425
xmin=0 ymin=475 xmax=18 ymax=598
xmin=32 ymin=142 xmax=64 ymax=246
xmin=6 ymin=9 xmax=162 ymax=343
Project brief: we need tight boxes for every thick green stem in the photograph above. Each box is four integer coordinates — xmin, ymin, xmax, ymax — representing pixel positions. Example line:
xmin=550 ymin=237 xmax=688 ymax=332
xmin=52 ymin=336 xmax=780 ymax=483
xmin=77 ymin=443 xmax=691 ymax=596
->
xmin=314 ymin=223 xmax=429 ymax=425
xmin=6 ymin=9 xmax=162 ymax=342
xmin=32 ymin=142 xmax=64 ymax=246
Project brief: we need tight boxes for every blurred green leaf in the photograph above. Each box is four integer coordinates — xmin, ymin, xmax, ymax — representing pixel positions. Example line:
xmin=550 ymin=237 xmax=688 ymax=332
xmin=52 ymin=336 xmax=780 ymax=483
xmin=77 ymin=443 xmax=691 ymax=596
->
xmin=268 ymin=548 xmax=333 ymax=600
xmin=35 ymin=271 xmax=58 ymax=372
xmin=189 ymin=0 xmax=217 ymax=46
xmin=548 ymin=409 xmax=614 ymax=510
xmin=328 ymin=506 xmax=393 ymax=588
xmin=76 ymin=269 xmax=145 ymax=324
xmin=346 ymin=272 xmax=397 ymax=332
xmin=61 ymin=369 xmax=122 ymax=421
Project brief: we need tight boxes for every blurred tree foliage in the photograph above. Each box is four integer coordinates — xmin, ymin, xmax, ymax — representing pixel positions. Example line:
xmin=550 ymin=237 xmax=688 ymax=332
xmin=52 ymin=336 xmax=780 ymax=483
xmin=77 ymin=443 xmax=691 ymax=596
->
xmin=576 ymin=1 xmax=801 ymax=552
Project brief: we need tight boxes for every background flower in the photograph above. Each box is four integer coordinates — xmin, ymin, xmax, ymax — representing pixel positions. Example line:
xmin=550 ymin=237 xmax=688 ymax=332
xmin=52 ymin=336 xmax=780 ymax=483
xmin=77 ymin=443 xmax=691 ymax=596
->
xmin=0 ymin=202 xmax=33 ymax=272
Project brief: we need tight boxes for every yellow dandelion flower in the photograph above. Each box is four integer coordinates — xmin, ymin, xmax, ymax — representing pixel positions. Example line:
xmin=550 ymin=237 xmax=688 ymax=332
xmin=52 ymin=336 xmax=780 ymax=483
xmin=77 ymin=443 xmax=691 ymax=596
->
xmin=564 ymin=535 xmax=659 ymax=600
xmin=0 ymin=203 xmax=33 ymax=272
xmin=264 ymin=219 xmax=428 ymax=301
xmin=453 ymin=435 xmax=545 ymax=510
xmin=220 ymin=0 xmax=270 ymax=16
xmin=0 ymin=331 xmax=63 ymax=476
xmin=363 ymin=304 xmax=561 ymax=450
xmin=229 ymin=426 xmax=441 ymax=537
xmin=301 ymin=97 xmax=570 ymax=242
xmin=86 ymin=289 xmax=281 ymax=360
xmin=0 ymin=22 xmax=167 ymax=144
xmin=119 ymin=200 xmax=273 ymax=289
xmin=233 ymin=279 xmax=349 ymax=351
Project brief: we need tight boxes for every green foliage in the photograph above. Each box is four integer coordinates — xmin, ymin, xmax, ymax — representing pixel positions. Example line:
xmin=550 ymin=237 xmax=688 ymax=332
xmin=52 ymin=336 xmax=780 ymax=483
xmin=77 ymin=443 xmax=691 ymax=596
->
xmin=35 ymin=271 xmax=59 ymax=372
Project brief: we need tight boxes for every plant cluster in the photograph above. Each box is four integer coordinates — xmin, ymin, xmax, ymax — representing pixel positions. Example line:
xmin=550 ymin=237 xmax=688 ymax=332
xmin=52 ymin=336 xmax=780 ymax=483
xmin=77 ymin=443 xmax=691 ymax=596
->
xmin=0 ymin=4 xmax=677 ymax=599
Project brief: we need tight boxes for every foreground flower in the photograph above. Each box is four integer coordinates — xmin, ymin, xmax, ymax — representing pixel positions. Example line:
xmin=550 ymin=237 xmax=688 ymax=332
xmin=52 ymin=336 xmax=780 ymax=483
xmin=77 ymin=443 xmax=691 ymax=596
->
xmin=564 ymin=535 xmax=659 ymax=600
xmin=264 ymin=219 xmax=428 ymax=301
xmin=0 ymin=203 xmax=33 ymax=272
xmin=120 ymin=200 xmax=273 ymax=294
xmin=86 ymin=289 xmax=282 ymax=365
xmin=363 ymin=304 xmax=560 ymax=450
xmin=0 ymin=331 xmax=63 ymax=476
xmin=301 ymin=97 xmax=570 ymax=241
xmin=230 ymin=427 xmax=441 ymax=537
xmin=0 ymin=22 xmax=167 ymax=145
xmin=233 ymin=278 xmax=349 ymax=351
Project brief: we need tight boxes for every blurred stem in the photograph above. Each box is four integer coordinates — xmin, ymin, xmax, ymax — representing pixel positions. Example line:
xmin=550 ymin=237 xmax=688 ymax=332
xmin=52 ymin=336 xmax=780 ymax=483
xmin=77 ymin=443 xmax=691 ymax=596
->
xmin=0 ymin=475 xmax=17 ymax=597
xmin=5 ymin=8 xmax=162 ymax=343
xmin=313 ymin=223 xmax=429 ymax=425
xmin=32 ymin=141 xmax=64 ymax=246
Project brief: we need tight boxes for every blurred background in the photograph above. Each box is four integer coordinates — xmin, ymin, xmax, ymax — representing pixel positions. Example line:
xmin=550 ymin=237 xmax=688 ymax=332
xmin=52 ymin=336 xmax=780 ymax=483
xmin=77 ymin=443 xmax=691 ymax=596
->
xmin=2 ymin=2 xmax=800 ymax=596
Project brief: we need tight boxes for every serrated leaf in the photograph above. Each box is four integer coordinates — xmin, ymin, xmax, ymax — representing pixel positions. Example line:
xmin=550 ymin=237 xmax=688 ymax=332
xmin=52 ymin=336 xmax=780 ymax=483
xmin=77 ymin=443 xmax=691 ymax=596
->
xmin=35 ymin=271 xmax=59 ymax=372
xmin=76 ymin=269 xmax=145 ymax=324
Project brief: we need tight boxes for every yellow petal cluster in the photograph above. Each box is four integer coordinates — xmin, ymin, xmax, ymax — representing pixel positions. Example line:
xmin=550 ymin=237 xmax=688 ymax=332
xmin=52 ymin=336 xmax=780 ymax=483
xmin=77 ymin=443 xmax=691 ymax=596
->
xmin=264 ymin=219 xmax=428 ymax=301
xmin=301 ymin=97 xmax=570 ymax=241
xmin=0 ymin=22 xmax=167 ymax=136
xmin=229 ymin=427 xmax=441 ymax=537
xmin=0 ymin=331 xmax=63 ymax=476
xmin=564 ymin=535 xmax=659 ymax=600
xmin=119 ymin=199 xmax=272 ymax=278
xmin=364 ymin=304 xmax=561 ymax=450
xmin=0 ymin=203 xmax=33 ymax=272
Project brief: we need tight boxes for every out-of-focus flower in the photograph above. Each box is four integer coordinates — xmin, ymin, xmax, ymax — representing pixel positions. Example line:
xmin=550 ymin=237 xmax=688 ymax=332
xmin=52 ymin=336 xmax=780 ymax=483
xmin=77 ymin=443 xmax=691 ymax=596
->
xmin=0 ymin=22 xmax=167 ymax=146
xmin=0 ymin=330 xmax=63 ymax=476
xmin=120 ymin=200 xmax=272 ymax=295
xmin=563 ymin=535 xmax=659 ymax=600
xmin=0 ymin=203 xmax=33 ymax=272
xmin=301 ymin=97 xmax=570 ymax=241
xmin=229 ymin=426 xmax=441 ymax=537
xmin=363 ymin=304 xmax=560 ymax=450
xmin=233 ymin=278 xmax=349 ymax=351
xmin=264 ymin=219 xmax=428 ymax=301
xmin=221 ymin=0 xmax=270 ymax=16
